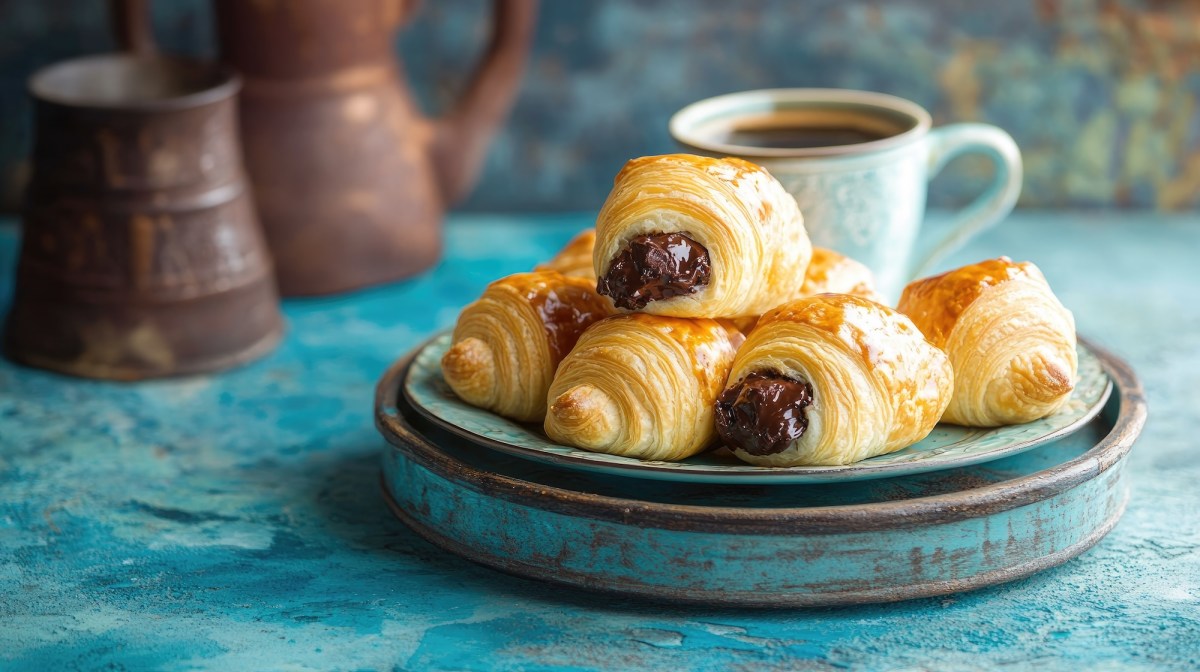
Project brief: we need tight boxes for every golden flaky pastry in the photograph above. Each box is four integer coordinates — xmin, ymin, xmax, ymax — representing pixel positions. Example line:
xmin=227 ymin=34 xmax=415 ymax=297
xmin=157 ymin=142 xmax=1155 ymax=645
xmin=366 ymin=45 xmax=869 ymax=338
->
xmin=441 ymin=271 xmax=615 ymax=422
xmin=724 ymin=248 xmax=882 ymax=336
xmin=801 ymin=247 xmax=886 ymax=305
xmin=715 ymin=294 xmax=953 ymax=467
xmin=593 ymin=154 xmax=812 ymax=318
xmin=544 ymin=313 xmax=745 ymax=461
xmin=534 ymin=229 xmax=597 ymax=281
xmin=897 ymin=257 xmax=1077 ymax=427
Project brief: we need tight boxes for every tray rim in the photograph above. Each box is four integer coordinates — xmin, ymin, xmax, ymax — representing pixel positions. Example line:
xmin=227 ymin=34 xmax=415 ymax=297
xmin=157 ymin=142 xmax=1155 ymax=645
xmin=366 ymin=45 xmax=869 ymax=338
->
xmin=400 ymin=332 xmax=1114 ymax=484
xmin=375 ymin=334 xmax=1146 ymax=535
xmin=378 ymin=468 xmax=1129 ymax=607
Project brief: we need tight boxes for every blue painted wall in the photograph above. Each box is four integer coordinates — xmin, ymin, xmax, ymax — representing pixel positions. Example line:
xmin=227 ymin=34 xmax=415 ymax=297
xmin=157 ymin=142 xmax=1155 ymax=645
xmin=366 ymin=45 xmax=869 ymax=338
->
xmin=3 ymin=0 xmax=1199 ymax=211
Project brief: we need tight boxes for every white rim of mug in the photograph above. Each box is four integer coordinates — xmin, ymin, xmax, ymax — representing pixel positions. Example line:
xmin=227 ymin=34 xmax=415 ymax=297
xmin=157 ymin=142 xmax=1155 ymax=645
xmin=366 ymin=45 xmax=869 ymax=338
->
xmin=29 ymin=53 xmax=241 ymax=111
xmin=669 ymin=88 xmax=934 ymax=158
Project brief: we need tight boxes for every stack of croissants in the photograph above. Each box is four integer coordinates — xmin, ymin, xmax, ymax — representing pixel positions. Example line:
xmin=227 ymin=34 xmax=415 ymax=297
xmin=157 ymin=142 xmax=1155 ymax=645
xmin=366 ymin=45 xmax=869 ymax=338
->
xmin=440 ymin=154 xmax=1078 ymax=467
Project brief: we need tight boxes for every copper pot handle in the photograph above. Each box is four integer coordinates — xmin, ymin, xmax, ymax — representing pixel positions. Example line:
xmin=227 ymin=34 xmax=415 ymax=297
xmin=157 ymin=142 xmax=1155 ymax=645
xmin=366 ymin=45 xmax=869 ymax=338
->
xmin=432 ymin=0 xmax=539 ymax=204
xmin=109 ymin=0 xmax=157 ymax=56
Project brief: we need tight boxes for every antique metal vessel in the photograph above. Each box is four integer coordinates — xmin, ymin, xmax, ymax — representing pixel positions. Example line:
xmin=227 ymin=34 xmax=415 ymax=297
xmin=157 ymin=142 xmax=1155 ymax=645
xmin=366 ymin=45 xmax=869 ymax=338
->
xmin=214 ymin=0 xmax=538 ymax=295
xmin=5 ymin=54 xmax=282 ymax=379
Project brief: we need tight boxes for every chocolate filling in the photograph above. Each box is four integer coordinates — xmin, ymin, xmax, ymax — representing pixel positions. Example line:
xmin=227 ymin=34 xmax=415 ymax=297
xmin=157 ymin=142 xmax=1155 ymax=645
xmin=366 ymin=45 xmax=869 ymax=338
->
xmin=531 ymin=287 xmax=607 ymax=361
xmin=715 ymin=372 xmax=814 ymax=456
xmin=597 ymin=233 xmax=711 ymax=310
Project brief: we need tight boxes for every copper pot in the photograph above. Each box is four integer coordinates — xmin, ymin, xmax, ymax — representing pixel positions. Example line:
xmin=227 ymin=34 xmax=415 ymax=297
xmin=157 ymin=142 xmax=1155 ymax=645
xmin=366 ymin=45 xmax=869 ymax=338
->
xmin=212 ymin=0 xmax=539 ymax=295
xmin=4 ymin=55 xmax=283 ymax=379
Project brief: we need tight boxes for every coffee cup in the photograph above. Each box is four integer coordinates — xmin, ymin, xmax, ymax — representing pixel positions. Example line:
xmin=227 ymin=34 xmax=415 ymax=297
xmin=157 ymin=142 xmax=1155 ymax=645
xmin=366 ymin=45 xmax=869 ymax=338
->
xmin=670 ymin=88 xmax=1022 ymax=300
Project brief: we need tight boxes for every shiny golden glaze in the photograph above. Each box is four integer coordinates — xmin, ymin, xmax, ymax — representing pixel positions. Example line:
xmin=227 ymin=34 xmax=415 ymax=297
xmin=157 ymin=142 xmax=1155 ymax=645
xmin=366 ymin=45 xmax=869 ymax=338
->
xmin=544 ymin=311 xmax=743 ymax=461
xmin=724 ymin=249 xmax=880 ymax=335
xmin=534 ymin=229 xmax=597 ymax=281
xmin=594 ymin=153 xmax=812 ymax=318
xmin=441 ymin=271 xmax=615 ymax=422
xmin=728 ymin=293 xmax=953 ymax=466
xmin=896 ymin=257 xmax=1034 ymax=347
xmin=502 ymin=272 xmax=614 ymax=361
xmin=725 ymin=315 xmax=760 ymax=334
xmin=895 ymin=258 xmax=1077 ymax=427
xmin=587 ymin=313 xmax=744 ymax=394
xmin=756 ymin=294 xmax=924 ymax=371
xmin=800 ymin=247 xmax=883 ymax=302
xmin=615 ymin=153 xmax=763 ymax=186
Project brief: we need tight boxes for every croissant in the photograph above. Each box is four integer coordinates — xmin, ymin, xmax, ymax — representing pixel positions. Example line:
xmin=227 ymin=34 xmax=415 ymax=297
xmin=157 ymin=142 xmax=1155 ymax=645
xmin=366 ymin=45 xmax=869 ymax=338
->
xmin=896 ymin=257 xmax=1077 ymax=427
xmin=715 ymin=294 xmax=953 ymax=467
xmin=535 ymin=229 xmax=597 ymax=281
xmin=801 ymin=247 xmax=885 ymax=304
xmin=717 ymin=249 xmax=881 ymax=336
xmin=441 ymin=271 xmax=615 ymax=422
xmin=594 ymin=154 xmax=812 ymax=318
xmin=544 ymin=313 xmax=744 ymax=461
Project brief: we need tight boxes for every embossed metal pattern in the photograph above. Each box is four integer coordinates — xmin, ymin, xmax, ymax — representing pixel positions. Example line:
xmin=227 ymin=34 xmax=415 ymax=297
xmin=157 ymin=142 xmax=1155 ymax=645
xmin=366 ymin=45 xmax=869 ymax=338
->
xmin=3 ymin=54 xmax=282 ymax=379
xmin=401 ymin=332 xmax=1112 ymax=484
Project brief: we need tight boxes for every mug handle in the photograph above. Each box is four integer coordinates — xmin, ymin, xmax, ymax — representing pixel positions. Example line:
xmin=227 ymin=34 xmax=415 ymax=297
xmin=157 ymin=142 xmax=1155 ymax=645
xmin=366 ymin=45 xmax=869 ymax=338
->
xmin=909 ymin=123 xmax=1023 ymax=279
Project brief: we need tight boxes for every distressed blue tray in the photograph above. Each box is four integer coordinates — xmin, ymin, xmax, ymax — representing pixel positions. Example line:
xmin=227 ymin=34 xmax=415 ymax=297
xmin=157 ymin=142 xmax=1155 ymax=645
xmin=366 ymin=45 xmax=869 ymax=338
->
xmin=375 ymin=340 xmax=1146 ymax=607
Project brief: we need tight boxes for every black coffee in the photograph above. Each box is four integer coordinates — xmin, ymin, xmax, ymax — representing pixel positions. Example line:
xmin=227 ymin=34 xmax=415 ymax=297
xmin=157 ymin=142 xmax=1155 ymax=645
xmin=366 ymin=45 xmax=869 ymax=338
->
xmin=719 ymin=125 xmax=889 ymax=149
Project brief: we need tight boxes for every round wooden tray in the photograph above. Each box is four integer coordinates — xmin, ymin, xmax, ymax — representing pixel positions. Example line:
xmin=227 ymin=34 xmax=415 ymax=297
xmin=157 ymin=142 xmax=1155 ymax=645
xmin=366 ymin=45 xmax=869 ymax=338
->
xmin=375 ymin=337 xmax=1146 ymax=607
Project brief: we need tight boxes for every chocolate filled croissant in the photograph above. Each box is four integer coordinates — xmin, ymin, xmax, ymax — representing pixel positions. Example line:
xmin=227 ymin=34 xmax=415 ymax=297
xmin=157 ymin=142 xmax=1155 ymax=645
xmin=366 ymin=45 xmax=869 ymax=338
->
xmin=535 ymin=229 xmax=597 ymax=281
xmin=594 ymin=154 xmax=812 ymax=318
xmin=544 ymin=313 xmax=744 ymax=461
xmin=801 ymin=247 xmax=885 ymax=304
xmin=715 ymin=294 xmax=953 ymax=467
xmin=441 ymin=271 xmax=615 ymax=422
xmin=897 ymin=258 xmax=1077 ymax=427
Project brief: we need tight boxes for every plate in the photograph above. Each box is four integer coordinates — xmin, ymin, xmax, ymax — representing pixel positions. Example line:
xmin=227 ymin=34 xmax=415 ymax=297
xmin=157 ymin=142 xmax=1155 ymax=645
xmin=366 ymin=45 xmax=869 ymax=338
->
xmin=401 ymin=332 xmax=1113 ymax=484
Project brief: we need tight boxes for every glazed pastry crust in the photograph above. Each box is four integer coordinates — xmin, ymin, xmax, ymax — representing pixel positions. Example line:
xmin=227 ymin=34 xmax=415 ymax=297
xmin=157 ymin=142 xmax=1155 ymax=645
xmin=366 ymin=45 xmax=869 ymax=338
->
xmin=897 ymin=257 xmax=1077 ymax=427
xmin=725 ymin=294 xmax=953 ymax=466
xmin=441 ymin=271 xmax=614 ymax=422
xmin=594 ymin=154 xmax=812 ymax=318
xmin=801 ymin=247 xmax=886 ymax=305
xmin=535 ymin=229 xmax=597 ymax=281
xmin=725 ymin=248 xmax=881 ymax=335
xmin=545 ymin=313 xmax=744 ymax=461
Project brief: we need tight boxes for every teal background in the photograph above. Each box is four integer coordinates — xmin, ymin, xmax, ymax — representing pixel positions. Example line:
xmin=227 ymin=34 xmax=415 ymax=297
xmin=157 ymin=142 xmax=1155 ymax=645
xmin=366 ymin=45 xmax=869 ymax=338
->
xmin=3 ymin=1 xmax=1200 ymax=667
xmin=4 ymin=1 xmax=1200 ymax=211
xmin=2 ymin=211 xmax=1198 ymax=670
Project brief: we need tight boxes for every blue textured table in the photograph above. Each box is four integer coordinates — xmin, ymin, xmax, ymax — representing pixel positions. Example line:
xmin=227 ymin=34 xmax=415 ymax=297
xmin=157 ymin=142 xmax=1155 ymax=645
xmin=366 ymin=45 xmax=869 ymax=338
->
xmin=1 ymin=212 xmax=1197 ymax=671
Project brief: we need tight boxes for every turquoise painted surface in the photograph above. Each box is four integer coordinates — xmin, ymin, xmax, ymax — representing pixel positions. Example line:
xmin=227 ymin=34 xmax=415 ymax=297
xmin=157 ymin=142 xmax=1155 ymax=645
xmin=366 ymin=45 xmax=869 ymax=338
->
xmin=2 ymin=212 xmax=1200 ymax=669
xmin=5 ymin=1 xmax=1200 ymax=211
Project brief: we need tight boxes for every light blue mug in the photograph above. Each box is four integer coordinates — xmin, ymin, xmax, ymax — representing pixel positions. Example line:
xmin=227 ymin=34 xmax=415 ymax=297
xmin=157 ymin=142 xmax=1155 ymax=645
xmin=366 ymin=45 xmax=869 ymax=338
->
xmin=669 ymin=89 xmax=1022 ymax=301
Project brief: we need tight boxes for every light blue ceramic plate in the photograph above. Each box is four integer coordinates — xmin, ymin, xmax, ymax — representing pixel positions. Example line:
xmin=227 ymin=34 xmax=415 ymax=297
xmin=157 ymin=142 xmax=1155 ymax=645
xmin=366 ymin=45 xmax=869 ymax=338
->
xmin=402 ymin=332 xmax=1112 ymax=484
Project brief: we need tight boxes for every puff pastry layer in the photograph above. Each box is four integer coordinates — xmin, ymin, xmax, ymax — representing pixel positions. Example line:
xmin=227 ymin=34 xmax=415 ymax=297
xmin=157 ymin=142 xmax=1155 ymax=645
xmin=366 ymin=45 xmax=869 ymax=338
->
xmin=441 ymin=271 xmax=615 ymax=422
xmin=801 ymin=247 xmax=885 ymax=304
xmin=544 ymin=313 xmax=744 ymax=461
xmin=594 ymin=154 xmax=812 ymax=318
xmin=718 ymin=294 xmax=953 ymax=466
xmin=897 ymin=257 xmax=1077 ymax=427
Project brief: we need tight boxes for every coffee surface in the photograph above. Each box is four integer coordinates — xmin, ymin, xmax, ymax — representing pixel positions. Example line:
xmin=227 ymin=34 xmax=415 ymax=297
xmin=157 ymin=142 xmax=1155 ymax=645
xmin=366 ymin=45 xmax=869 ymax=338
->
xmin=718 ymin=125 xmax=888 ymax=149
